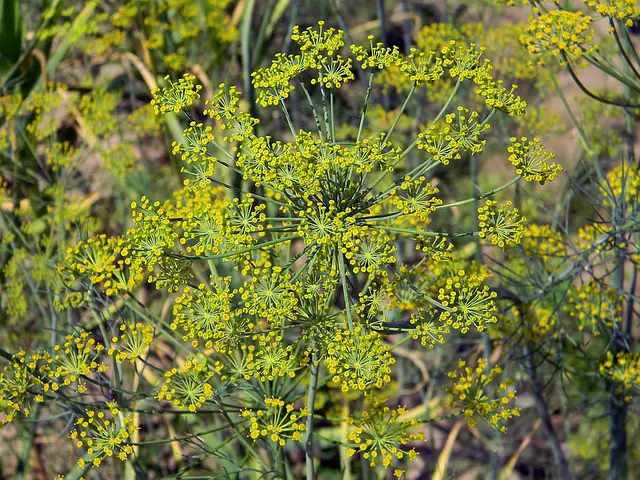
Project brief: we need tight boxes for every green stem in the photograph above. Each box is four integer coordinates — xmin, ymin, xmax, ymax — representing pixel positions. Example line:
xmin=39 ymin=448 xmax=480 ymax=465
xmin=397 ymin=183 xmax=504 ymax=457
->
xmin=170 ymin=234 xmax=298 ymax=260
xmin=357 ymin=72 xmax=375 ymax=142
xmin=383 ymin=83 xmax=415 ymax=143
xmin=435 ymin=176 xmax=521 ymax=210
xmin=280 ymin=98 xmax=298 ymax=140
xmin=305 ymin=354 xmax=320 ymax=480
xmin=337 ymin=247 xmax=354 ymax=332
xmin=299 ymin=80 xmax=325 ymax=141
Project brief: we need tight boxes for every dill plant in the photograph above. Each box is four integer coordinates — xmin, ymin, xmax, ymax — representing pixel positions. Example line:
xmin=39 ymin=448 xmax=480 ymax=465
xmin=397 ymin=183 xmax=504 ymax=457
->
xmin=1 ymin=0 xmax=637 ymax=476
xmin=0 ymin=21 xmax=566 ymax=478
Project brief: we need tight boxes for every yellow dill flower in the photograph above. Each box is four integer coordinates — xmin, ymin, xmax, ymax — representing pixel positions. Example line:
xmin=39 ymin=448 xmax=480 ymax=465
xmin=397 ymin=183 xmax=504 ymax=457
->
xmin=311 ymin=55 xmax=355 ymax=89
xmin=24 ymin=82 xmax=69 ymax=141
xmin=507 ymin=304 xmax=557 ymax=342
xmin=521 ymin=10 xmax=595 ymax=65
xmin=151 ymin=74 xmax=202 ymax=115
xmin=347 ymin=401 xmax=424 ymax=468
xmin=70 ymin=409 xmax=137 ymax=468
xmin=390 ymin=176 xmax=442 ymax=222
xmin=576 ymin=222 xmax=618 ymax=255
xmin=0 ymin=350 xmax=48 ymax=428
xmin=2 ymin=249 xmax=27 ymax=319
xmin=447 ymin=358 xmax=520 ymax=433
xmin=291 ymin=21 xmax=345 ymax=57
xmin=172 ymin=281 xmax=243 ymax=350
xmin=409 ymin=307 xmax=448 ymax=348
xmin=564 ymin=280 xmax=622 ymax=334
xmin=241 ymin=397 xmax=307 ymax=446
xmin=250 ymin=333 xmax=302 ymax=381
xmin=101 ymin=143 xmax=140 ymax=179
xmin=478 ymin=200 xmax=526 ymax=250
xmin=325 ymin=326 xmax=395 ymax=392
xmin=45 ymin=142 xmax=79 ymax=171
xmin=78 ymin=87 xmax=120 ymax=140
xmin=43 ymin=331 xmax=107 ymax=394
xmin=521 ymin=224 xmax=566 ymax=265
xmin=107 ymin=322 xmax=154 ymax=363
xmin=437 ymin=270 xmax=499 ymax=334
xmin=446 ymin=106 xmax=491 ymax=155
xmin=157 ymin=355 xmax=220 ymax=412
xmin=400 ymin=48 xmax=444 ymax=85
xmin=584 ymin=0 xmax=640 ymax=26
xmin=351 ymin=35 xmax=402 ymax=70
xmin=476 ymin=79 xmax=527 ymax=116
xmin=239 ymin=266 xmax=301 ymax=327
xmin=598 ymin=165 xmax=640 ymax=209
xmin=204 ymin=83 xmax=241 ymax=120
xmin=59 ymin=234 xmax=143 ymax=296
xmin=508 ymin=136 xmax=562 ymax=184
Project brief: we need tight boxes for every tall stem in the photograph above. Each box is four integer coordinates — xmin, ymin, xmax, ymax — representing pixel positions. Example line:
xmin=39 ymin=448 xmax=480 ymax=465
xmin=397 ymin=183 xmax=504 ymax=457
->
xmin=383 ymin=83 xmax=415 ymax=143
xmin=305 ymin=354 xmax=320 ymax=480
xmin=357 ymin=72 xmax=375 ymax=142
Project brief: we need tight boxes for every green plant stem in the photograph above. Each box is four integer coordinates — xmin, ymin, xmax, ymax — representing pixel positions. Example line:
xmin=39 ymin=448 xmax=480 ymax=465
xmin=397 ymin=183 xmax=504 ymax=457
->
xmin=371 ymin=224 xmax=476 ymax=239
xmin=338 ymin=246 xmax=354 ymax=332
xmin=299 ymin=80 xmax=325 ymax=141
xmin=437 ymin=176 xmax=521 ymax=210
xmin=170 ymin=234 xmax=298 ymax=260
xmin=357 ymin=72 xmax=375 ymax=142
xmin=280 ymin=98 xmax=298 ymax=140
xmin=305 ymin=354 xmax=319 ymax=480
xmin=383 ymin=83 xmax=415 ymax=143
xmin=320 ymin=82 xmax=331 ymax=142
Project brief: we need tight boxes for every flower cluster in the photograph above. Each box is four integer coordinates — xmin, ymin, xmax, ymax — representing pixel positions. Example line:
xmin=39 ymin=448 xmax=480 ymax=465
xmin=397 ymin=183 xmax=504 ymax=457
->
xmin=478 ymin=200 xmax=526 ymax=250
xmin=241 ymin=397 xmax=307 ymax=446
xmin=43 ymin=331 xmax=107 ymax=394
xmin=521 ymin=224 xmax=566 ymax=267
xmin=521 ymin=10 xmax=595 ymax=65
xmin=508 ymin=136 xmax=562 ymax=184
xmin=151 ymin=74 xmax=202 ymax=115
xmin=325 ymin=327 xmax=395 ymax=392
xmin=584 ymin=0 xmax=640 ymax=26
xmin=47 ymin=22 xmax=551 ymax=473
xmin=347 ymin=402 xmax=424 ymax=468
xmin=70 ymin=404 xmax=137 ymax=468
xmin=107 ymin=322 xmax=154 ymax=363
xmin=0 ymin=350 xmax=46 ymax=427
xmin=157 ymin=356 xmax=220 ymax=412
xmin=447 ymin=358 xmax=520 ymax=433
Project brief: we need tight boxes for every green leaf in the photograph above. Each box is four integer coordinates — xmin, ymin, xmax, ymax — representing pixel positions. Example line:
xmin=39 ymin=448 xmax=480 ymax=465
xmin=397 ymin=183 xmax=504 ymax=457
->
xmin=0 ymin=0 xmax=23 ymax=74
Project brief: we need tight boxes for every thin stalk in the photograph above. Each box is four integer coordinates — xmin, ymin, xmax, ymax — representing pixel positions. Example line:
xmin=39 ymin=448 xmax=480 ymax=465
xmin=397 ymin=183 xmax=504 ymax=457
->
xmin=436 ymin=176 xmax=521 ymax=210
xmin=280 ymin=98 xmax=298 ymax=140
xmin=338 ymin=247 xmax=354 ymax=332
xmin=305 ymin=354 xmax=320 ymax=480
xmin=170 ymin=234 xmax=298 ymax=260
xmin=299 ymin=80 xmax=325 ymax=141
xmin=549 ymin=73 xmax=608 ymax=188
xmin=320 ymin=82 xmax=331 ymax=142
xmin=357 ymin=72 xmax=375 ymax=142
xmin=330 ymin=90 xmax=336 ymax=144
xmin=383 ymin=83 xmax=415 ymax=143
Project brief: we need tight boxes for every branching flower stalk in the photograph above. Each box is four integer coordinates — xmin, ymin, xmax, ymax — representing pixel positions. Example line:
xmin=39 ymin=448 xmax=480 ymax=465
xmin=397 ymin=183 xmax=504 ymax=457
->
xmin=0 ymin=19 xmax=563 ymax=479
